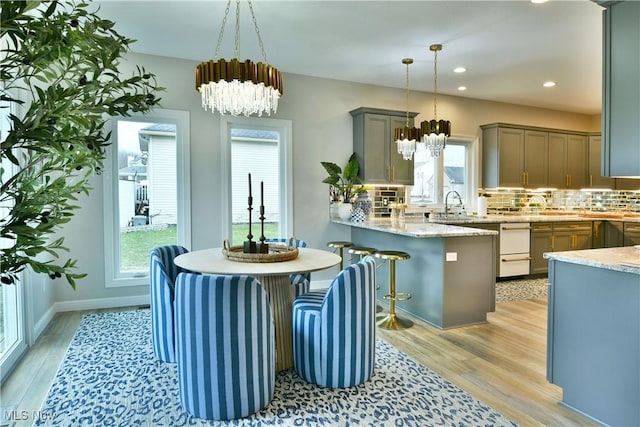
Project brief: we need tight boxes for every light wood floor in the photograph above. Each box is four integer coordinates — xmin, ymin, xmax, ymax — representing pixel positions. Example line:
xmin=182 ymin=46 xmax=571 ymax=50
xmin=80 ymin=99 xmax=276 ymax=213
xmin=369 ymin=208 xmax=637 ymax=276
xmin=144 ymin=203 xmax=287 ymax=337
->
xmin=1 ymin=300 xmax=597 ymax=427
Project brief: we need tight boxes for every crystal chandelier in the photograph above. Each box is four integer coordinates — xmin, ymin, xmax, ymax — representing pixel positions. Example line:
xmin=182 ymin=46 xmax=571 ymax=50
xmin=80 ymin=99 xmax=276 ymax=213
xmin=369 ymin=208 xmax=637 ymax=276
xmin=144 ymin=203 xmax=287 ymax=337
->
xmin=421 ymin=44 xmax=451 ymax=157
xmin=394 ymin=58 xmax=422 ymax=160
xmin=195 ymin=0 xmax=283 ymax=117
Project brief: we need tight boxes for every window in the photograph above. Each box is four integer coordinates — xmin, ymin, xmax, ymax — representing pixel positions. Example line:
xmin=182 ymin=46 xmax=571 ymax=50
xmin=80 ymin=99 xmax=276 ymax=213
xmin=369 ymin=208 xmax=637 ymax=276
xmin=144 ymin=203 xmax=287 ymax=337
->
xmin=409 ymin=136 xmax=477 ymax=210
xmin=103 ymin=109 xmax=190 ymax=287
xmin=220 ymin=117 xmax=292 ymax=245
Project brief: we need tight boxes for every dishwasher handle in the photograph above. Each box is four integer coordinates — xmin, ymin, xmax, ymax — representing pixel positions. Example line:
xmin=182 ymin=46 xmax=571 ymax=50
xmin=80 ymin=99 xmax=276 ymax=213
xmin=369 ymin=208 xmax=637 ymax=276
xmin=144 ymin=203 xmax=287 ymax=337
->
xmin=501 ymin=226 xmax=532 ymax=231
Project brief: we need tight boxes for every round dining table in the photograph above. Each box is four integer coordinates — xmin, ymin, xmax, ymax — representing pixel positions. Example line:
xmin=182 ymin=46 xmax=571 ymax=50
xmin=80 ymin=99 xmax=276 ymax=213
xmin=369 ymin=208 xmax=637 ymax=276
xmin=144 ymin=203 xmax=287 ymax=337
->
xmin=174 ymin=247 xmax=341 ymax=371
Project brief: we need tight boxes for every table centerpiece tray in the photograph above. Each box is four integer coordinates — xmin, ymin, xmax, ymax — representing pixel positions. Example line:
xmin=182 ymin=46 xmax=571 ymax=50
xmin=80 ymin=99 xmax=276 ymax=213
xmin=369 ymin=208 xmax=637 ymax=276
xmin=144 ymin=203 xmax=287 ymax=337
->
xmin=222 ymin=240 xmax=298 ymax=263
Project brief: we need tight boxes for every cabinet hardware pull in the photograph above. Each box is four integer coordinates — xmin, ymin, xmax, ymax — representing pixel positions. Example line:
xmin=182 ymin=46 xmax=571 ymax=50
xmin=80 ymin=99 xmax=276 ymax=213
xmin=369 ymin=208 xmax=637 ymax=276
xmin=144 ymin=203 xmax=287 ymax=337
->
xmin=590 ymin=175 xmax=593 ymax=187
xmin=501 ymin=226 xmax=532 ymax=231
xmin=522 ymin=172 xmax=526 ymax=186
xmin=551 ymin=235 xmax=555 ymax=250
xmin=501 ymin=257 xmax=532 ymax=262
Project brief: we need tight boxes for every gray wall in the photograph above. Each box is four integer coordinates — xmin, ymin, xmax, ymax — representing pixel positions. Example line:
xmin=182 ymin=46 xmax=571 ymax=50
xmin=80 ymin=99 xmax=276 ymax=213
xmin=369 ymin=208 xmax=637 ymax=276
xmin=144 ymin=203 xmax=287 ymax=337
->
xmin=31 ymin=52 xmax=597 ymax=331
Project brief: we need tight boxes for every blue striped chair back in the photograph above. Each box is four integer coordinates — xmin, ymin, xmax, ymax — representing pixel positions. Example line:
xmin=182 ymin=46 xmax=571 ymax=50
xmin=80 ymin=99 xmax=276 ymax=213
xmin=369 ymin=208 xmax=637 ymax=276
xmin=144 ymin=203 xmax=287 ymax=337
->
xmin=266 ymin=237 xmax=311 ymax=298
xmin=149 ymin=245 xmax=189 ymax=363
xmin=175 ymin=273 xmax=276 ymax=420
xmin=293 ymin=257 xmax=377 ymax=388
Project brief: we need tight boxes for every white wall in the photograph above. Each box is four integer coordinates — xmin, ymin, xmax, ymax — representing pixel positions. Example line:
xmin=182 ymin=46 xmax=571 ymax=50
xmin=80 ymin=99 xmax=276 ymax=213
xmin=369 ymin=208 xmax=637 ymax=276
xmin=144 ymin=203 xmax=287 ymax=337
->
xmin=45 ymin=51 xmax=598 ymax=314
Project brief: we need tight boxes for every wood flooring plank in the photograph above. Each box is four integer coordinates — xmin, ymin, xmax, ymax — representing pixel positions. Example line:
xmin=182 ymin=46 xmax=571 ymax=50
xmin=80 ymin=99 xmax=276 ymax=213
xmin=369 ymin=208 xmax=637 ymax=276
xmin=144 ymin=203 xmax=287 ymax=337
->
xmin=2 ymin=301 xmax=600 ymax=426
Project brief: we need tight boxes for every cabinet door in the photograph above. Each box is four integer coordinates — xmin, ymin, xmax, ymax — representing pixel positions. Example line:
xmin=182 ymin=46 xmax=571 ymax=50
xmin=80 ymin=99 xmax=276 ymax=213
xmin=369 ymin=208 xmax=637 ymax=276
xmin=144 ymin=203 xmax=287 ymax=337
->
xmin=624 ymin=223 xmax=640 ymax=246
xmin=615 ymin=178 xmax=640 ymax=190
xmin=573 ymin=230 xmax=592 ymax=250
xmin=531 ymin=224 xmax=552 ymax=274
xmin=552 ymin=231 xmax=573 ymax=252
xmin=588 ymin=135 xmax=615 ymax=188
xmin=605 ymin=221 xmax=624 ymax=248
xmin=498 ymin=128 xmax=525 ymax=187
xmin=603 ymin=2 xmax=640 ymax=177
xmin=566 ymin=134 xmax=588 ymax=189
xmin=548 ymin=133 xmax=567 ymax=188
xmin=388 ymin=115 xmax=414 ymax=184
xmin=524 ymin=130 xmax=548 ymax=188
xmin=361 ymin=113 xmax=390 ymax=183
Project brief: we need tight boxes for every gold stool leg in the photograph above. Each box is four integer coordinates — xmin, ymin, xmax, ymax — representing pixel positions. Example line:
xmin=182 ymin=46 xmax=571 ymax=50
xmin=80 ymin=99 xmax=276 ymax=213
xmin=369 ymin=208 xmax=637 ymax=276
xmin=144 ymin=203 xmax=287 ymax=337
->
xmin=377 ymin=259 xmax=413 ymax=330
xmin=338 ymin=247 xmax=344 ymax=271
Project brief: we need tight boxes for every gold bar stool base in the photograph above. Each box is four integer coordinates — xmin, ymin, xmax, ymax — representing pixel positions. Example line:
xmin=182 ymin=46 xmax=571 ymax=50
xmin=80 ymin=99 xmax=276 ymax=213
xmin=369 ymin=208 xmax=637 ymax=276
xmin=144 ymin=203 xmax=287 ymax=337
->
xmin=373 ymin=250 xmax=413 ymax=330
xmin=326 ymin=241 xmax=353 ymax=271
xmin=377 ymin=313 xmax=414 ymax=330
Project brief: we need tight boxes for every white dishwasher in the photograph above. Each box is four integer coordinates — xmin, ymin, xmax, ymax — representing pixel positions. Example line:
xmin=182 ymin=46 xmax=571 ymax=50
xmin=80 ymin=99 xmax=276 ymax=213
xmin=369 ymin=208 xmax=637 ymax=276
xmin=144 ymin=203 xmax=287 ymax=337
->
xmin=499 ymin=223 xmax=531 ymax=277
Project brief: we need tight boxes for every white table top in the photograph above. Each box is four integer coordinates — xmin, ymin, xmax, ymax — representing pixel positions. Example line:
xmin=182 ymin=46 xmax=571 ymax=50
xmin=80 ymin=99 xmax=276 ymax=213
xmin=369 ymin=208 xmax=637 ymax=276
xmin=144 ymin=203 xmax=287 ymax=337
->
xmin=174 ymin=247 xmax=341 ymax=276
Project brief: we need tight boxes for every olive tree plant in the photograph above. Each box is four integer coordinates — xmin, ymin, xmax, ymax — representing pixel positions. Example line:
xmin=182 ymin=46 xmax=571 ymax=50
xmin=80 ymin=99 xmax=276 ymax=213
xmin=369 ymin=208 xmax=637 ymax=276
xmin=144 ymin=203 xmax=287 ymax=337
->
xmin=1 ymin=1 xmax=163 ymax=288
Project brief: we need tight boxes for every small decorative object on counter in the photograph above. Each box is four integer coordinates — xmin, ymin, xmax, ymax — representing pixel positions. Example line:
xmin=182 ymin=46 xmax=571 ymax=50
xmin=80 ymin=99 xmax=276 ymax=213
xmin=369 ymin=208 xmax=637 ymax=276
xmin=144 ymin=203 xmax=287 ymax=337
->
xmin=243 ymin=173 xmax=257 ymax=253
xmin=337 ymin=202 xmax=353 ymax=221
xmin=353 ymin=191 xmax=372 ymax=219
xmin=351 ymin=207 xmax=366 ymax=222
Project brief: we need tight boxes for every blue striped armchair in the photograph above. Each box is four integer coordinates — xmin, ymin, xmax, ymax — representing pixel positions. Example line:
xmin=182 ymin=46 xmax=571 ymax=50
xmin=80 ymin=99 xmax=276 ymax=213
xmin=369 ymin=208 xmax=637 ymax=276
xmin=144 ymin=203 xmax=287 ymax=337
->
xmin=174 ymin=273 xmax=276 ymax=420
xmin=149 ymin=245 xmax=189 ymax=363
xmin=265 ymin=237 xmax=310 ymax=298
xmin=292 ymin=256 xmax=377 ymax=388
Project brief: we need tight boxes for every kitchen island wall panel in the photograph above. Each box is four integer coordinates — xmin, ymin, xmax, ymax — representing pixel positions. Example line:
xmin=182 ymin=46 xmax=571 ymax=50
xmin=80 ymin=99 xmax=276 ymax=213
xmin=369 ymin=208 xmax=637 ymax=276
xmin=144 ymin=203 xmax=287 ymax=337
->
xmin=349 ymin=222 xmax=496 ymax=329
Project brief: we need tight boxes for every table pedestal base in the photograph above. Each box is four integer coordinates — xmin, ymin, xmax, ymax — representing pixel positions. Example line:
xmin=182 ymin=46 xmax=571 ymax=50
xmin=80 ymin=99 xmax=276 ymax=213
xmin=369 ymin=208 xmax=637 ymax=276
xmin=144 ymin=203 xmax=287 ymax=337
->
xmin=257 ymin=274 xmax=293 ymax=372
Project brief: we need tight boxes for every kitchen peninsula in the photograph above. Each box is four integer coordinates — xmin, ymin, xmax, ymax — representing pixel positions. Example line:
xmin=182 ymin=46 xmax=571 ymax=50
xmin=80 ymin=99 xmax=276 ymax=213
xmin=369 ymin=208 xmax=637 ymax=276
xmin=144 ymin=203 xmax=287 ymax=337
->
xmin=544 ymin=247 xmax=640 ymax=427
xmin=332 ymin=218 xmax=497 ymax=329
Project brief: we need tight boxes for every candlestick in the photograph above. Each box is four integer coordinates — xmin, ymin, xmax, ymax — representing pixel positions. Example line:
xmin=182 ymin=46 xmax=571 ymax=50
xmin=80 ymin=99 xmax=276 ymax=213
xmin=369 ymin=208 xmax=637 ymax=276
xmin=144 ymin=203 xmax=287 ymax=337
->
xmin=244 ymin=172 xmax=256 ymax=253
xmin=248 ymin=173 xmax=252 ymax=198
xmin=257 ymin=181 xmax=269 ymax=253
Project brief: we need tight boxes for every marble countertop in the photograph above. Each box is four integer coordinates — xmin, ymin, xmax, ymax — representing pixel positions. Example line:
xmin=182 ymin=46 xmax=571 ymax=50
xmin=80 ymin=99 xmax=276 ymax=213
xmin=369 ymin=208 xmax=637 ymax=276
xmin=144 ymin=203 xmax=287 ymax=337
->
xmin=429 ymin=213 xmax=640 ymax=224
xmin=544 ymin=246 xmax=640 ymax=274
xmin=330 ymin=218 xmax=498 ymax=238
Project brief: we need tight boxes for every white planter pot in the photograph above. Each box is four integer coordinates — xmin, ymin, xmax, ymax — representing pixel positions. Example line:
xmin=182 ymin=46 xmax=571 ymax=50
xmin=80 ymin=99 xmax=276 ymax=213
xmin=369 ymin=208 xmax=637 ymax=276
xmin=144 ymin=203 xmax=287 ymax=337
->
xmin=337 ymin=202 xmax=353 ymax=221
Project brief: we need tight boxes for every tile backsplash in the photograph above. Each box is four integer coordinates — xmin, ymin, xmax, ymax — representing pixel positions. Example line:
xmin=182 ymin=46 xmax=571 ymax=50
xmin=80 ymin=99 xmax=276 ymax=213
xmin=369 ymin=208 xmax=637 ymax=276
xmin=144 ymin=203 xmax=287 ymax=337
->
xmin=366 ymin=187 xmax=406 ymax=217
xmin=479 ymin=188 xmax=640 ymax=214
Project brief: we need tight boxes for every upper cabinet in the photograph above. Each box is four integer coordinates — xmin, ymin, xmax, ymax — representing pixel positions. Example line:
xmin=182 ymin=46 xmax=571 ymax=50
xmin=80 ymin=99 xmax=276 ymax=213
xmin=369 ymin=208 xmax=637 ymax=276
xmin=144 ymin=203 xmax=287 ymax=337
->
xmin=588 ymin=134 xmax=615 ymax=188
xmin=482 ymin=124 xmax=549 ymax=188
xmin=602 ymin=1 xmax=640 ymax=177
xmin=548 ymin=132 xmax=588 ymax=189
xmin=350 ymin=107 xmax=416 ymax=185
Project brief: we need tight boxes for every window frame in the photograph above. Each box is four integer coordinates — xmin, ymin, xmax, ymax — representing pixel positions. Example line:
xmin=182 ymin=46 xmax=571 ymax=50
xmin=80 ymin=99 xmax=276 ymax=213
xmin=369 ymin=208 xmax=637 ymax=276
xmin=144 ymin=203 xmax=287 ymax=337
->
xmin=407 ymin=135 xmax=479 ymax=211
xmin=220 ymin=116 xmax=293 ymax=242
xmin=103 ymin=109 xmax=191 ymax=288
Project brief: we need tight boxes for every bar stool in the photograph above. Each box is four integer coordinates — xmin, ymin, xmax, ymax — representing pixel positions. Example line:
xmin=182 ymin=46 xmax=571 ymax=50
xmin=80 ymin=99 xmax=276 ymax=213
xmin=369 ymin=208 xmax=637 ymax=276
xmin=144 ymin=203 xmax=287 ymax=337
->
xmin=373 ymin=250 xmax=413 ymax=330
xmin=326 ymin=241 xmax=353 ymax=271
xmin=348 ymin=246 xmax=383 ymax=313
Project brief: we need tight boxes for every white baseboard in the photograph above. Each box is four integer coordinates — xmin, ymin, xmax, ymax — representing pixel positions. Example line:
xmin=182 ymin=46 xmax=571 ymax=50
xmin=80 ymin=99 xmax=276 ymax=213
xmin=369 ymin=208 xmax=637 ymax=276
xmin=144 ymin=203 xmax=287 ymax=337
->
xmin=32 ymin=305 xmax=56 ymax=341
xmin=310 ymin=279 xmax=331 ymax=290
xmin=54 ymin=295 xmax=150 ymax=313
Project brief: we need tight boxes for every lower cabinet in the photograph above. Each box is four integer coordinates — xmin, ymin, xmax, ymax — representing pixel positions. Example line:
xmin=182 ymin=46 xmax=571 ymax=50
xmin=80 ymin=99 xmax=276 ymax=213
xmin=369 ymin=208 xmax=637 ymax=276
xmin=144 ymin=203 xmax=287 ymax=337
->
xmin=624 ymin=222 xmax=640 ymax=246
xmin=604 ymin=221 xmax=624 ymax=247
xmin=531 ymin=223 xmax=553 ymax=274
xmin=530 ymin=222 xmax=593 ymax=275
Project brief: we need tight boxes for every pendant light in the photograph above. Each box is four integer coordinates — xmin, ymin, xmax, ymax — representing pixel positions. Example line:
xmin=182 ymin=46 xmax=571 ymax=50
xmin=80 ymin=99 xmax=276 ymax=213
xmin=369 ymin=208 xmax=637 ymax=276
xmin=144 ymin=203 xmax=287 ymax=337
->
xmin=195 ymin=0 xmax=283 ymax=117
xmin=421 ymin=44 xmax=451 ymax=157
xmin=394 ymin=58 xmax=422 ymax=161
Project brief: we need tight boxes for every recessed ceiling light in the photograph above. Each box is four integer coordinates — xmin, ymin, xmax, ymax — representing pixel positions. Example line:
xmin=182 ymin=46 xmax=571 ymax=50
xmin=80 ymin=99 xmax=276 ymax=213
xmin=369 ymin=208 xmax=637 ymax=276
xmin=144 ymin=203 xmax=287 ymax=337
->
xmin=453 ymin=67 xmax=466 ymax=73
xmin=543 ymin=81 xmax=556 ymax=88
xmin=531 ymin=0 xmax=548 ymax=4
xmin=458 ymin=86 xmax=467 ymax=91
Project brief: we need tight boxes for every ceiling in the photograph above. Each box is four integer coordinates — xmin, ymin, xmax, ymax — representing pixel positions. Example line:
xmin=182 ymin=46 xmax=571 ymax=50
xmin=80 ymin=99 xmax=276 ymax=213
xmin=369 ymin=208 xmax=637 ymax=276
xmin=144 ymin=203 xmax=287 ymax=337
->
xmin=95 ymin=0 xmax=605 ymax=115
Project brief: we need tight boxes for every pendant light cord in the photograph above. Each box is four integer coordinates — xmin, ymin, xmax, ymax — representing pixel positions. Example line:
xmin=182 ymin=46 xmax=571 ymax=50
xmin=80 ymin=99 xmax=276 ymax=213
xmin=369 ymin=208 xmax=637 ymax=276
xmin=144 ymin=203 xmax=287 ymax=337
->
xmin=212 ymin=0 xmax=270 ymax=63
xmin=433 ymin=48 xmax=438 ymax=121
xmin=404 ymin=61 xmax=410 ymax=128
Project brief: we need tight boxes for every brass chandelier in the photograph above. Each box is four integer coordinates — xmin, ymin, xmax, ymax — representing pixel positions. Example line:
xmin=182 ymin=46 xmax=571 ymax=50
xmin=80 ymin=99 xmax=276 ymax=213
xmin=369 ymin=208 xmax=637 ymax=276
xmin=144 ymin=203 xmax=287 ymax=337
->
xmin=195 ymin=0 xmax=283 ymax=117
xmin=394 ymin=58 xmax=422 ymax=160
xmin=421 ymin=44 xmax=451 ymax=157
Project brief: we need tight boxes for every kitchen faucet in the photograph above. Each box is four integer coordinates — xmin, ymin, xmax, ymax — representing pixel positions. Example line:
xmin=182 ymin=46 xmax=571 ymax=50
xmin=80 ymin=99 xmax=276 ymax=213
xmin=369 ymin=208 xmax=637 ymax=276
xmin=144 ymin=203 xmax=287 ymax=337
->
xmin=445 ymin=191 xmax=464 ymax=217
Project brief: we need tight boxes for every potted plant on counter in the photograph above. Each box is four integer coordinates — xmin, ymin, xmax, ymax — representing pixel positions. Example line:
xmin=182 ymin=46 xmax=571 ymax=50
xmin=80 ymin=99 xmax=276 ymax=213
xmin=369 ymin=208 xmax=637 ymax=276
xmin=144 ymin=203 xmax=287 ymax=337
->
xmin=321 ymin=153 xmax=367 ymax=220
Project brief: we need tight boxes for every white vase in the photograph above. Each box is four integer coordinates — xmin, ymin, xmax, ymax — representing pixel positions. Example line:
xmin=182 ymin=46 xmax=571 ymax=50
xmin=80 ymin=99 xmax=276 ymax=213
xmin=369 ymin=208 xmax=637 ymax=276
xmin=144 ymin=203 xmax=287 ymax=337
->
xmin=337 ymin=202 xmax=353 ymax=221
xmin=329 ymin=202 xmax=340 ymax=219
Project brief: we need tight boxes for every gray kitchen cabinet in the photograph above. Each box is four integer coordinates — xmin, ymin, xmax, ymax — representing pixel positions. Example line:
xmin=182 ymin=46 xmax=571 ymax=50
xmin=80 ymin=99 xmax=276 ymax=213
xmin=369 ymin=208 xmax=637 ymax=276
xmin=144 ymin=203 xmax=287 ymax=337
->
xmin=481 ymin=124 xmax=547 ymax=188
xmin=615 ymin=178 xmax=640 ymax=190
xmin=602 ymin=1 xmax=640 ymax=177
xmin=604 ymin=221 xmax=624 ymax=247
xmin=531 ymin=223 xmax=553 ymax=274
xmin=350 ymin=107 xmax=416 ymax=185
xmin=588 ymin=134 xmax=615 ymax=188
xmin=460 ymin=223 xmax=500 ymax=274
xmin=623 ymin=222 xmax=640 ymax=246
xmin=552 ymin=222 xmax=592 ymax=252
xmin=548 ymin=133 xmax=588 ymax=189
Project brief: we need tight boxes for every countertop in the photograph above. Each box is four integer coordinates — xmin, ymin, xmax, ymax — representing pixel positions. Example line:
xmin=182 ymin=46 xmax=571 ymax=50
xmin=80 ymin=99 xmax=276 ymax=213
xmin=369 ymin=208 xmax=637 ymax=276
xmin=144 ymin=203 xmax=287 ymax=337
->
xmin=428 ymin=213 xmax=640 ymax=224
xmin=544 ymin=246 xmax=640 ymax=274
xmin=330 ymin=218 xmax=498 ymax=238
